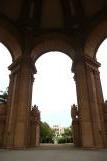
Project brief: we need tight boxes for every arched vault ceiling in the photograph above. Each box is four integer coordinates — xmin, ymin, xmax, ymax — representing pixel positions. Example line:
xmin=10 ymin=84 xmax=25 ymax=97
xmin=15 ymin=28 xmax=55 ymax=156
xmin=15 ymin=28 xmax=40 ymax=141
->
xmin=0 ymin=0 xmax=107 ymax=29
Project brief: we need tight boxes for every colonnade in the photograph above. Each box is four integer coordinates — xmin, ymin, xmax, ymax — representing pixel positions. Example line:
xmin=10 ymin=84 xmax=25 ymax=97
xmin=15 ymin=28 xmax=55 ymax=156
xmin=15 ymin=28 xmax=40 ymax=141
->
xmin=0 ymin=53 xmax=106 ymax=149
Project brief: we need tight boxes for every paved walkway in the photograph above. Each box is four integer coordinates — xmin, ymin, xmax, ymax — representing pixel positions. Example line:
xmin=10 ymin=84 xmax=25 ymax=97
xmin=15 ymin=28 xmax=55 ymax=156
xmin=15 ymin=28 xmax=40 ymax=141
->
xmin=0 ymin=144 xmax=107 ymax=161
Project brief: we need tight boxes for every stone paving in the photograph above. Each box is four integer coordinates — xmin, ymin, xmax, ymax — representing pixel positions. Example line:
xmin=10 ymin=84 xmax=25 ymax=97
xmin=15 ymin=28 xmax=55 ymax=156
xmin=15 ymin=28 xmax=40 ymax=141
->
xmin=0 ymin=144 xmax=107 ymax=161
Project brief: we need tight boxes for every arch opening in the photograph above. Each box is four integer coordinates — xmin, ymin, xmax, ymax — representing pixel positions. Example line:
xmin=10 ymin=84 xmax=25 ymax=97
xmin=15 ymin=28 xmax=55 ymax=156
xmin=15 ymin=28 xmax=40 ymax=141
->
xmin=31 ymin=37 xmax=76 ymax=62
xmin=0 ymin=42 xmax=12 ymax=147
xmin=96 ymin=38 xmax=107 ymax=101
xmin=32 ymin=51 xmax=77 ymax=144
xmin=0 ymin=42 xmax=12 ymax=99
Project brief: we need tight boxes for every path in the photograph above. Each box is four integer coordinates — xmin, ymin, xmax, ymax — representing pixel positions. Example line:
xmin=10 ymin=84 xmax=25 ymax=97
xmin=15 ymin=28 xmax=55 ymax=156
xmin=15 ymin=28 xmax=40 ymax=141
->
xmin=0 ymin=144 xmax=107 ymax=161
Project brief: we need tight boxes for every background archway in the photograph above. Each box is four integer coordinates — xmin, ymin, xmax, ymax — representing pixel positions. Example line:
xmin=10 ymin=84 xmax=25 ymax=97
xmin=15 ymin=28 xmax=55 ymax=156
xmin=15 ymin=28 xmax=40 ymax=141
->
xmin=32 ymin=51 xmax=77 ymax=127
xmin=0 ymin=42 xmax=12 ymax=95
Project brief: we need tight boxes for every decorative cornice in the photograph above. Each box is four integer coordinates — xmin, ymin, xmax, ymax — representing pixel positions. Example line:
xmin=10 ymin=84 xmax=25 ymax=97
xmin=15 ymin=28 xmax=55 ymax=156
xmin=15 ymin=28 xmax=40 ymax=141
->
xmin=8 ymin=56 xmax=36 ymax=74
xmin=72 ymin=55 xmax=100 ymax=72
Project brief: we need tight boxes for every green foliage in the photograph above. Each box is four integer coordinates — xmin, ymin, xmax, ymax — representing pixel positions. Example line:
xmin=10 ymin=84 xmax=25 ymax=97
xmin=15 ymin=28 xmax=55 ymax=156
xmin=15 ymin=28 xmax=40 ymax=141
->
xmin=62 ymin=127 xmax=72 ymax=137
xmin=57 ymin=137 xmax=66 ymax=144
xmin=58 ymin=127 xmax=73 ymax=144
xmin=40 ymin=121 xmax=55 ymax=143
xmin=0 ymin=88 xmax=8 ymax=103
xmin=57 ymin=136 xmax=73 ymax=144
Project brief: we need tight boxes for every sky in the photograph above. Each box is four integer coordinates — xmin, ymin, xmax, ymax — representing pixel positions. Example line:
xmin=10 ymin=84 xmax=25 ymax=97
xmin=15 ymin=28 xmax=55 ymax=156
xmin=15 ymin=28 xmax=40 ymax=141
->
xmin=0 ymin=43 xmax=12 ymax=92
xmin=96 ymin=38 xmax=107 ymax=100
xmin=0 ymin=39 xmax=107 ymax=127
xmin=32 ymin=52 xmax=77 ymax=127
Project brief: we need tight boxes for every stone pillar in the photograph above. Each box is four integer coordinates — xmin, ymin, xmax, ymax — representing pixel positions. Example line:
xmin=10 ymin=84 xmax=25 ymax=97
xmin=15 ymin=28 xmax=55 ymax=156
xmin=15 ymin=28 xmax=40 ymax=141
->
xmin=71 ymin=104 xmax=80 ymax=146
xmin=92 ymin=67 xmax=107 ymax=147
xmin=72 ymin=55 xmax=106 ymax=148
xmin=30 ymin=105 xmax=40 ymax=147
xmin=72 ymin=120 xmax=79 ymax=145
xmin=4 ymin=57 xmax=36 ymax=148
xmin=35 ymin=108 xmax=40 ymax=146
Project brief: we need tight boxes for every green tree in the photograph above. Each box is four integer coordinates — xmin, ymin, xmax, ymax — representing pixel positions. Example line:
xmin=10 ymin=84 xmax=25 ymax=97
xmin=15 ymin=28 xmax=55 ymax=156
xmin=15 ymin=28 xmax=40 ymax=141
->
xmin=40 ymin=121 xmax=55 ymax=143
xmin=63 ymin=128 xmax=72 ymax=137
xmin=58 ymin=127 xmax=73 ymax=144
xmin=0 ymin=88 xmax=8 ymax=103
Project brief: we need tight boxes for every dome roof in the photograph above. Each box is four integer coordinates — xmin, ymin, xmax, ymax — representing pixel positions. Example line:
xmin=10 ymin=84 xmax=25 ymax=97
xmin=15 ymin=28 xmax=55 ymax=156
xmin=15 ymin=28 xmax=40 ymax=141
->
xmin=0 ymin=0 xmax=107 ymax=31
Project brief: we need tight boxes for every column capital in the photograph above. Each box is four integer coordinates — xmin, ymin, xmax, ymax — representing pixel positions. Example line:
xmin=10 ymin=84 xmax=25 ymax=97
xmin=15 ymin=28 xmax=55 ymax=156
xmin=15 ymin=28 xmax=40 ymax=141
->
xmin=8 ymin=56 xmax=36 ymax=75
xmin=72 ymin=55 xmax=100 ymax=73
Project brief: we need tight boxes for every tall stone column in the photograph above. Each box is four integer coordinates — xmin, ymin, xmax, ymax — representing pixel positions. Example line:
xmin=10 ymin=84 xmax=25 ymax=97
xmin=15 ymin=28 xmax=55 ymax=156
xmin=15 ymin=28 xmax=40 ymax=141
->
xmin=72 ymin=55 xmax=106 ymax=148
xmin=4 ymin=57 xmax=36 ymax=148
xmin=94 ymin=69 xmax=107 ymax=147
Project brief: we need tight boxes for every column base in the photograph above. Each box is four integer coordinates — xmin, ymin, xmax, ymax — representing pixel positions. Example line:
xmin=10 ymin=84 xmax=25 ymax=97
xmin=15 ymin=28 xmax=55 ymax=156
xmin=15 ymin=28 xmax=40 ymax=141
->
xmin=80 ymin=144 xmax=106 ymax=150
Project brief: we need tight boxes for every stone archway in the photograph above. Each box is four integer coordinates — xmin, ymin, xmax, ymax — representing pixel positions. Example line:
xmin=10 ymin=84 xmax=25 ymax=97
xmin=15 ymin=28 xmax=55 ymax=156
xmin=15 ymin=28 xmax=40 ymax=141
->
xmin=72 ymin=21 xmax=107 ymax=148
xmin=83 ymin=21 xmax=107 ymax=148
xmin=0 ymin=33 xmax=106 ymax=149
xmin=84 ymin=21 xmax=107 ymax=59
xmin=31 ymin=38 xmax=78 ymax=146
xmin=0 ymin=23 xmax=107 ymax=149
xmin=0 ymin=24 xmax=22 ymax=148
xmin=0 ymin=21 xmax=22 ymax=60
xmin=32 ymin=51 xmax=77 ymax=144
xmin=1 ymin=34 xmax=107 ymax=149
xmin=31 ymin=36 xmax=107 ymax=148
xmin=31 ymin=34 xmax=76 ymax=62
xmin=0 ymin=23 xmax=27 ymax=149
xmin=0 ymin=0 xmax=106 ymax=151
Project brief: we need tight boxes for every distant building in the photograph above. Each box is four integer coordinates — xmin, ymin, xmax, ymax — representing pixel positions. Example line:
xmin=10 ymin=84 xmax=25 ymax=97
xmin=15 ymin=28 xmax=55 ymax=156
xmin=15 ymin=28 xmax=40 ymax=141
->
xmin=53 ymin=125 xmax=64 ymax=136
